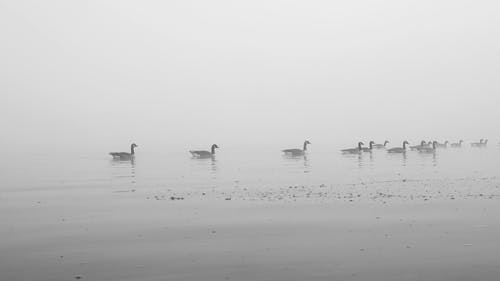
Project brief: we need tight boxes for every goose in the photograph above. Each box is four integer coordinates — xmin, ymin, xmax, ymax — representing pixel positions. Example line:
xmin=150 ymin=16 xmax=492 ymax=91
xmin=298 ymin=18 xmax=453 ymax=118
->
xmin=450 ymin=140 xmax=464 ymax=148
xmin=471 ymin=139 xmax=484 ymax=147
xmin=387 ymin=141 xmax=409 ymax=153
xmin=110 ymin=143 xmax=138 ymax=159
xmin=435 ymin=141 xmax=449 ymax=148
xmin=190 ymin=144 xmax=219 ymax=158
xmin=361 ymin=141 xmax=375 ymax=152
xmin=282 ymin=140 xmax=311 ymax=156
xmin=342 ymin=142 xmax=364 ymax=154
xmin=417 ymin=141 xmax=437 ymax=153
xmin=481 ymin=139 xmax=488 ymax=147
xmin=410 ymin=140 xmax=427 ymax=150
xmin=372 ymin=140 xmax=389 ymax=149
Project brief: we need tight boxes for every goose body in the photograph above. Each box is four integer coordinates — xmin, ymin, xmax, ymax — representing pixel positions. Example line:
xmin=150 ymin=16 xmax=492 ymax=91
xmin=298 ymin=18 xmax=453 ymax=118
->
xmin=361 ymin=141 xmax=375 ymax=152
xmin=110 ymin=143 xmax=138 ymax=159
xmin=372 ymin=140 xmax=389 ymax=149
xmin=387 ymin=141 xmax=409 ymax=153
xmin=435 ymin=141 xmax=449 ymax=148
xmin=471 ymin=139 xmax=483 ymax=147
xmin=190 ymin=144 xmax=219 ymax=158
xmin=283 ymin=140 xmax=311 ymax=156
xmin=410 ymin=141 xmax=427 ymax=150
xmin=417 ymin=141 xmax=437 ymax=153
xmin=450 ymin=140 xmax=464 ymax=148
xmin=481 ymin=139 xmax=488 ymax=147
xmin=341 ymin=142 xmax=364 ymax=154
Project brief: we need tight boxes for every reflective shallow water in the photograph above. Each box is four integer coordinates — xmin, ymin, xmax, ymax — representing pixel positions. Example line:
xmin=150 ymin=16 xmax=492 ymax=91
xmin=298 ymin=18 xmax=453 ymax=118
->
xmin=2 ymin=144 xmax=499 ymax=195
xmin=1 ymin=145 xmax=500 ymax=281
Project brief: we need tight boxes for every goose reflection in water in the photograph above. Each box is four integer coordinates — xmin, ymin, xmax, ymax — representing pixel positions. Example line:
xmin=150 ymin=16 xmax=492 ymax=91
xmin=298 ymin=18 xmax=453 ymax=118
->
xmin=358 ymin=152 xmax=376 ymax=169
xmin=210 ymin=156 xmax=218 ymax=174
xmin=386 ymin=149 xmax=407 ymax=167
xmin=340 ymin=151 xmax=365 ymax=169
xmin=190 ymin=154 xmax=218 ymax=175
xmin=110 ymin=157 xmax=136 ymax=184
xmin=282 ymin=153 xmax=310 ymax=173
xmin=417 ymin=149 xmax=438 ymax=167
xmin=366 ymin=149 xmax=375 ymax=169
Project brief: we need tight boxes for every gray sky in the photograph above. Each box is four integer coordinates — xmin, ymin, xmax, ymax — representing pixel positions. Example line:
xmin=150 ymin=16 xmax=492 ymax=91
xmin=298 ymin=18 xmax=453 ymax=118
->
xmin=2 ymin=0 xmax=499 ymax=151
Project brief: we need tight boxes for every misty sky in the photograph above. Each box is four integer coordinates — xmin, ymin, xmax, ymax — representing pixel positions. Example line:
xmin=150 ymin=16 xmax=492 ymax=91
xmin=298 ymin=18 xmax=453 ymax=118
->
xmin=2 ymin=0 xmax=499 ymax=151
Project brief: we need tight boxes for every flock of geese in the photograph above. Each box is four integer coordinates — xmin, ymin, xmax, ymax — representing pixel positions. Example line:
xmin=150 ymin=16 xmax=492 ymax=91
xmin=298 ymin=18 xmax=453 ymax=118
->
xmin=109 ymin=139 xmax=491 ymax=160
xmin=339 ymin=139 xmax=489 ymax=154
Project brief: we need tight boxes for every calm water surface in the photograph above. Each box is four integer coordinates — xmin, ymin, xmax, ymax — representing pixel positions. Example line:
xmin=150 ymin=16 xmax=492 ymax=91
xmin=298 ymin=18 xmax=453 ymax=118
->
xmin=2 ymin=144 xmax=500 ymax=281
xmin=2 ymin=145 xmax=499 ymax=198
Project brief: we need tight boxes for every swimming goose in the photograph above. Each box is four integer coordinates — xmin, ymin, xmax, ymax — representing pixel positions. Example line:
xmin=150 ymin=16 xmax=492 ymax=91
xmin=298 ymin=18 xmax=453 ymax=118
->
xmin=341 ymin=142 xmax=364 ymax=154
xmin=110 ymin=143 xmax=138 ymax=159
xmin=372 ymin=140 xmax=389 ymax=149
xmin=481 ymin=139 xmax=488 ymax=147
xmin=190 ymin=144 xmax=219 ymax=158
xmin=417 ymin=141 xmax=437 ymax=153
xmin=361 ymin=141 xmax=375 ymax=152
xmin=282 ymin=140 xmax=311 ymax=155
xmin=435 ymin=141 xmax=449 ymax=148
xmin=410 ymin=140 xmax=427 ymax=150
xmin=450 ymin=140 xmax=464 ymax=148
xmin=471 ymin=139 xmax=484 ymax=147
xmin=387 ymin=141 xmax=409 ymax=153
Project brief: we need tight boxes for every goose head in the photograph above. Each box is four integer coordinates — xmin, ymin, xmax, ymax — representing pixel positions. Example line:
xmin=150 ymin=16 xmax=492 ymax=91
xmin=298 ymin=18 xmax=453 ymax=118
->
xmin=210 ymin=144 xmax=219 ymax=154
xmin=303 ymin=140 xmax=311 ymax=151
xmin=130 ymin=143 xmax=138 ymax=155
xmin=403 ymin=141 xmax=409 ymax=147
xmin=358 ymin=142 xmax=364 ymax=149
xmin=384 ymin=140 xmax=389 ymax=146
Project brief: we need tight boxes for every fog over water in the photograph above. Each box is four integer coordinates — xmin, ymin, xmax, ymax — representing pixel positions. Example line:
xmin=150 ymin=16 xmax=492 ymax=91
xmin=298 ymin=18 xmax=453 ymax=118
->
xmin=2 ymin=0 xmax=500 ymax=154
xmin=4 ymin=2 xmax=500 ymax=281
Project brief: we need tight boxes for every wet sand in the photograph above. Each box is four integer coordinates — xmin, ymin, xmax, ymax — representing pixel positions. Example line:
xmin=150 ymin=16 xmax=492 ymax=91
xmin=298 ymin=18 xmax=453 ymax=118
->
xmin=1 ymin=180 xmax=500 ymax=281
